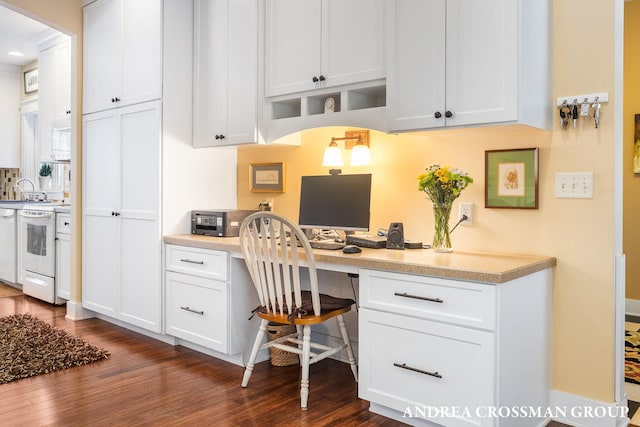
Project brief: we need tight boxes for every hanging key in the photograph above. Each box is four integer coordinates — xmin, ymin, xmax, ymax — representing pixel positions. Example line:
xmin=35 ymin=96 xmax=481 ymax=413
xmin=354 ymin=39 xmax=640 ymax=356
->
xmin=580 ymin=98 xmax=590 ymax=117
xmin=592 ymin=98 xmax=601 ymax=129
xmin=559 ymin=102 xmax=570 ymax=129
xmin=572 ymin=100 xmax=579 ymax=128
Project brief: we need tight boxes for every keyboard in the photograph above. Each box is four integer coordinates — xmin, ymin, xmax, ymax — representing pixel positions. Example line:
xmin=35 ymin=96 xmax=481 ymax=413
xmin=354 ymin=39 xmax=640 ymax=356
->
xmin=309 ymin=240 xmax=345 ymax=250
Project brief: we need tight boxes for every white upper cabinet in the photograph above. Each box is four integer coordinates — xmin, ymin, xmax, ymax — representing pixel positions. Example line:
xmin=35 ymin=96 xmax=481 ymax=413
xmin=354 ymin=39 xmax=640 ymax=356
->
xmin=37 ymin=37 xmax=71 ymax=162
xmin=265 ymin=0 xmax=385 ymax=97
xmin=387 ymin=0 xmax=551 ymax=132
xmin=0 ymin=65 xmax=20 ymax=168
xmin=193 ymin=0 xmax=258 ymax=147
xmin=82 ymin=0 xmax=162 ymax=114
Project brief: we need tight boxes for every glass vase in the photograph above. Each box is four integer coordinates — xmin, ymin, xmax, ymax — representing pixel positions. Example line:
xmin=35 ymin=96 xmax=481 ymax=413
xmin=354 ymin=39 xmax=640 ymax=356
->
xmin=432 ymin=202 xmax=453 ymax=253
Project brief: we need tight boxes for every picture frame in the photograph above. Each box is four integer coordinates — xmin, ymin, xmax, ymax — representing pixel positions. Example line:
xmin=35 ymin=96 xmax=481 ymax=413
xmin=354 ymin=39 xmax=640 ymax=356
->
xmin=24 ymin=68 xmax=38 ymax=94
xmin=485 ymin=148 xmax=539 ymax=209
xmin=249 ymin=162 xmax=285 ymax=193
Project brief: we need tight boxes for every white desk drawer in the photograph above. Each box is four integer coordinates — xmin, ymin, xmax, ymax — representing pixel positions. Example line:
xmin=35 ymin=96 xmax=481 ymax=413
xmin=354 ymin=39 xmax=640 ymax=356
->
xmin=359 ymin=308 xmax=495 ymax=427
xmin=166 ymin=244 xmax=228 ymax=280
xmin=56 ymin=213 xmax=71 ymax=234
xmin=359 ymin=269 xmax=496 ymax=330
xmin=165 ymin=271 xmax=228 ymax=353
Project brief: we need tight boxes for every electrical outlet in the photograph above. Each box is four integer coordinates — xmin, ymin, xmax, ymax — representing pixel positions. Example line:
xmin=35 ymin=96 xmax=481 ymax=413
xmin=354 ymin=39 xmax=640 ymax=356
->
xmin=459 ymin=202 xmax=473 ymax=225
xmin=259 ymin=199 xmax=274 ymax=211
xmin=555 ymin=172 xmax=594 ymax=199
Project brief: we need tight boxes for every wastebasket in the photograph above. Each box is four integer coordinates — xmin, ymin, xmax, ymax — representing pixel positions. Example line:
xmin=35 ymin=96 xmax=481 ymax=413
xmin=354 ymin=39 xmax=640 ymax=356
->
xmin=266 ymin=322 xmax=299 ymax=366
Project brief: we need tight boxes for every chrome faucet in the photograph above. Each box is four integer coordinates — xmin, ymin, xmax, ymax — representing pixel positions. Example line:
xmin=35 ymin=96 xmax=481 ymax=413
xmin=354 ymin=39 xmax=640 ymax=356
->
xmin=14 ymin=178 xmax=36 ymax=201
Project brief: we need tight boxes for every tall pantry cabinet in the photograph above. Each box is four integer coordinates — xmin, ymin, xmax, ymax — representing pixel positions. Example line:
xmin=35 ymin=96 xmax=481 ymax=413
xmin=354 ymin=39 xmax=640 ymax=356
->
xmin=82 ymin=0 xmax=163 ymax=332
xmin=82 ymin=0 xmax=238 ymax=333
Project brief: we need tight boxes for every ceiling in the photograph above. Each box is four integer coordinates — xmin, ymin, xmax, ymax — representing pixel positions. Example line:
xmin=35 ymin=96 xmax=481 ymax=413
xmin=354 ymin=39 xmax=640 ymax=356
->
xmin=0 ymin=6 xmax=53 ymax=66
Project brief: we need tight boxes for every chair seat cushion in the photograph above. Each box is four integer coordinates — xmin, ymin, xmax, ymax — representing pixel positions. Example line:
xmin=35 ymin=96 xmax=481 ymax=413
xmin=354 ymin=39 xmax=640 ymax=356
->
xmin=255 ymin=291 xmax=355 ymax=324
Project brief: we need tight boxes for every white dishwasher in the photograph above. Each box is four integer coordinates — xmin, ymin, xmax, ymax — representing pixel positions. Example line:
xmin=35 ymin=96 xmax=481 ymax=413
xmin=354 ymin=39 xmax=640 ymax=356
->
xmin=0 ymin=208 xmax=17 ymax=284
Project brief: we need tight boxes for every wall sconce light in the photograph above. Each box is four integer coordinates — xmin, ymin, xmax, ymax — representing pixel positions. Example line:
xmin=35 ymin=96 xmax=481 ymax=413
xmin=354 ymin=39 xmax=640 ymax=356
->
xmin=349 ymin=135 xmax=371 ymax=167
xmin=323 ymin=130 xmax=371 ymax=171
xmin=322 ymin=139 xmax=344 ymax=167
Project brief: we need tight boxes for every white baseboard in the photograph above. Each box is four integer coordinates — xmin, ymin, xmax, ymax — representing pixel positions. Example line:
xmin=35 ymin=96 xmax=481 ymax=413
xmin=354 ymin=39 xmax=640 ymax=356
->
xmin=65 ymin=301 xmax=94 ymax=320
xmin=626 ymin=299 xmax=640 ymax=317
xmin=549 ymin=390 xmax=629 ymax=427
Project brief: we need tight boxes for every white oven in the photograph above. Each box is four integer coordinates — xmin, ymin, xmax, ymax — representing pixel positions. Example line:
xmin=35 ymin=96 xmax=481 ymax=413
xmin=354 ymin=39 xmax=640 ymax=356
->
xmin=18 ymin=206 xmax=64 ymax=304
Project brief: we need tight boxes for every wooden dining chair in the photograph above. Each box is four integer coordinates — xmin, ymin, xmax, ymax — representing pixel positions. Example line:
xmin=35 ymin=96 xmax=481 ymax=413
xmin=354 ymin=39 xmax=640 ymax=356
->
xmin=239 ymin=212 xmax=358 ymax=410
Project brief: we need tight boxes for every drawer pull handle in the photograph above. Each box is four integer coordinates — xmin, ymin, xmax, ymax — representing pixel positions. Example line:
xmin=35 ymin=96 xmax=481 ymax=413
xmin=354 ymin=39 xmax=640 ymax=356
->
xmin=394 ymin=292 xmax=443 ymax=303
xmin=394 ymin=362 xmax=442 ymax=379
xmin=180 ymin=306 xmax=204 ymax=315
xmin=180 ymin=258 xmax=204 ymax=265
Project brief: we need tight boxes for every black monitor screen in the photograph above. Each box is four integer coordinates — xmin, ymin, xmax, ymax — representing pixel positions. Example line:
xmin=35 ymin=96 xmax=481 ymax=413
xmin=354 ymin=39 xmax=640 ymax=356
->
xmin=298 ymin=173 xmax=372 ymax=232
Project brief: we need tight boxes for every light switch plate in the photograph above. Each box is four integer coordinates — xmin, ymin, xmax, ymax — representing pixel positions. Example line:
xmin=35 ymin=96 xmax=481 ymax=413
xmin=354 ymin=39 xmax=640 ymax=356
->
xmin=555 ymin=172 xmax=594 ymax=199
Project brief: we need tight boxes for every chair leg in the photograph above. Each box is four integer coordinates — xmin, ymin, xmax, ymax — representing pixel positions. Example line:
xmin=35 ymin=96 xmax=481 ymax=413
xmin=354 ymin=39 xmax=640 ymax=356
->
xmin=242 ymin=318 xmax=268 ymax=388
xmin=300 ymin=324 xmax=311 ymax=410
xmin=337 ymin=314 xmax=358 ymax=382
xmin=296 ymin=325 xmax=303 ymax=364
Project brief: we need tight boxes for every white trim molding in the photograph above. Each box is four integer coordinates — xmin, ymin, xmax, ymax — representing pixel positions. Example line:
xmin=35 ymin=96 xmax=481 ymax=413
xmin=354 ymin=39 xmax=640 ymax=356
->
xmin=549 ymin=390 xmax=629 ymax=427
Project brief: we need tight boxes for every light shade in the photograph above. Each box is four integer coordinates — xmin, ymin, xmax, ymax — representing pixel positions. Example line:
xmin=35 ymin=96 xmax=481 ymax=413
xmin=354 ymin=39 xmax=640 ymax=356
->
xmin=350 ymin=144 xmax=371 ymax=166
xmin=322 ymin=142 xmax=344 ymax=167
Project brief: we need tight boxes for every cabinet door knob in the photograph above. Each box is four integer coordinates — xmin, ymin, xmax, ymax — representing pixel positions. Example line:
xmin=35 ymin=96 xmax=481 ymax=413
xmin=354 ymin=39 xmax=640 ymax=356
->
xmin=318 ymin=75 xmax=326 ymax=82
xmin=434 ymin=111 xmax=442 ymax=119
xmin=111 ymin=98 xmax=115 ymax=103
xmin=445 ymin=111 xmax=453 ymax=118
xmin=312 ymin=76 xmax=319 ymax=83
xmin=215 ymin=135 xmax=220 ymax=139
xmin=64 ymin=221 xmax=70 ymax=226
xmin=219 ymin=134 xmax=225 ymax=139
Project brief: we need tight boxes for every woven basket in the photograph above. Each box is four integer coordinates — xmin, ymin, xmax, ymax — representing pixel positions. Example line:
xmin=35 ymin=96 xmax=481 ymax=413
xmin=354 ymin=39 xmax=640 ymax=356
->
xmin=266 ymin=322 xmax=299 ymax=367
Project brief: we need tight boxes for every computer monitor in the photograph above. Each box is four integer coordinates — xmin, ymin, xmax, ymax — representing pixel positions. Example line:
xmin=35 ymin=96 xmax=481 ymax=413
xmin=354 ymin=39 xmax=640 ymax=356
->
xmin=298 ymin=173 xmax=372 ymax=232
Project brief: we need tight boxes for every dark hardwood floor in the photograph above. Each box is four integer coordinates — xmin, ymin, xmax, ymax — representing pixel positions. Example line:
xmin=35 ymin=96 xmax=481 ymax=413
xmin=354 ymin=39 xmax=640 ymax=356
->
xmin=0 ymin=293 xmax=590 ymax=426
xmin=0 ymin=294 xmax=404 ymax=427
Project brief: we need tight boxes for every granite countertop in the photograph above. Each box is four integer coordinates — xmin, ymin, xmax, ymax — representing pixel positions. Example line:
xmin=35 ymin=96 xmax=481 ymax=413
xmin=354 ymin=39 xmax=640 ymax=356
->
xmin=0 ymin=201 xmax=71 ymax=212
xmin=164 ymin=234 xmax=556 ymax=284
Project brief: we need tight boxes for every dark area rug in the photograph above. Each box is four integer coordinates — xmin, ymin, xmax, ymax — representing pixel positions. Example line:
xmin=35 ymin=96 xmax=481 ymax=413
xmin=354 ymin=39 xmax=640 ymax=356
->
xmin=0 ymin=313 xmax=109 ymax=384
xmin=626 ymin=330 xmax=640 ymax=385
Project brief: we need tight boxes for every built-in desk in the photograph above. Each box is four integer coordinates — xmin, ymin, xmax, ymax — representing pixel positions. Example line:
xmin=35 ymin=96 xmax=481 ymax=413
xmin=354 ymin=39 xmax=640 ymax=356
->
xmin=163 ymin=234 xmax=555 ymax=283
xmin=163 ymin=234 xmax=555 ymax=427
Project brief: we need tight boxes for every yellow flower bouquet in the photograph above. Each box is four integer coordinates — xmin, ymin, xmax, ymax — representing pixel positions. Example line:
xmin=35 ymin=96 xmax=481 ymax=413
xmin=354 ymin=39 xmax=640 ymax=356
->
xmin=418 ymin=165 xmax=473 ymax=252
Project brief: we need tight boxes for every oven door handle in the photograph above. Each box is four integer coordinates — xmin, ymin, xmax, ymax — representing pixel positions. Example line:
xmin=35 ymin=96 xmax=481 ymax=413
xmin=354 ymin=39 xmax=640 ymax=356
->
xmin=19 ymin=211 xmax=55 ymax=219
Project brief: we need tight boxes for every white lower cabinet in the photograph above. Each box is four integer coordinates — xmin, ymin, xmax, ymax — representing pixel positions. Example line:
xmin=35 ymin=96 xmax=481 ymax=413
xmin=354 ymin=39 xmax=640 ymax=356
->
xmin=55 ymin=213 xmax=71 ymax=300
xmin=82 ymin=101 xmax=161 ymax=332
xmin=361 ymin=309 xmax=494 ymax=427
xmin=358 ymin=268 xmax=551 ymax=427
xmin=164 ymin=244 xmax=258 ymax=360
xmin=166 ymin=271 xmax=228 ymax=353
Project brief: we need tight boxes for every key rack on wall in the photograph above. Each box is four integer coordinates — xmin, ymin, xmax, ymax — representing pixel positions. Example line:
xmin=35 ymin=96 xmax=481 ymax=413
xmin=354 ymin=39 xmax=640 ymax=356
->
xmin=556 ymin=92 xmax=609 ymax=129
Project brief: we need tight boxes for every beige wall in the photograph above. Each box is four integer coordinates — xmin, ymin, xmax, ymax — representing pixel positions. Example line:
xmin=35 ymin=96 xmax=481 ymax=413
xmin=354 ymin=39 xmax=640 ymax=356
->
xmin=3 ymin=0 xmax=84 ymax=302
xmin=239 ymin=1 xmax=618 ymax=402
xmin=624 ymin=1 xmax=640 ymax=300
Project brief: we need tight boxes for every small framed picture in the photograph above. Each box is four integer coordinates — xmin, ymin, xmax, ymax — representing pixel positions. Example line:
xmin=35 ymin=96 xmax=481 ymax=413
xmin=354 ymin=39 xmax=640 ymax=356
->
xmin=249 ymin=162 xmax=285 ymax=193
xmin=485 ymin=148 xmax=539 ymax=209
xmin=24 ymin=68 xmax=38 ymax=94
